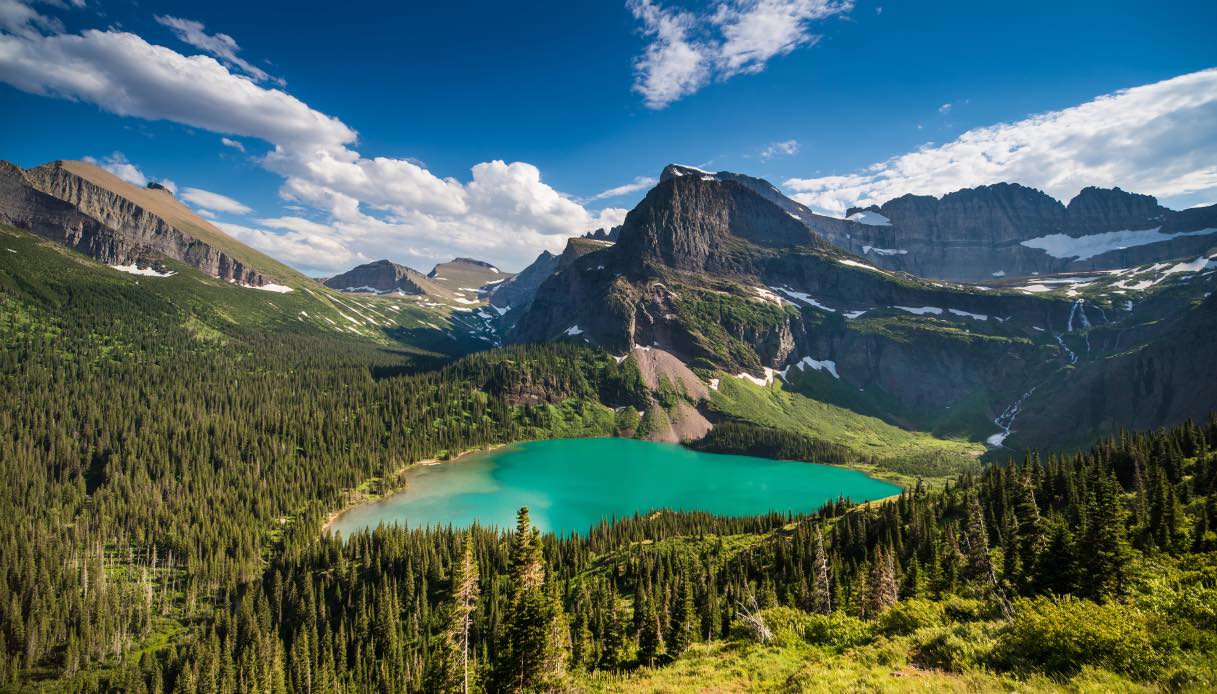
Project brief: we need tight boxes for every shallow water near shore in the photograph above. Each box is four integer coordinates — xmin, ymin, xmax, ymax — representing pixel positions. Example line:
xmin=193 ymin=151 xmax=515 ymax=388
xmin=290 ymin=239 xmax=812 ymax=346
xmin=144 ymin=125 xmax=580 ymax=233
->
xmin=328 ymin=437 xmax=901 ymax=536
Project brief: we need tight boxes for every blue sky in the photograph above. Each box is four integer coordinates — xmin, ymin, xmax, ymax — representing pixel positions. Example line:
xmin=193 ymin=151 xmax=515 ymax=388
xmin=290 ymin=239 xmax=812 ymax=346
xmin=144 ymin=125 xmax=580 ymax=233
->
xmin=2 ymin=0 xmax=1215 ymax=273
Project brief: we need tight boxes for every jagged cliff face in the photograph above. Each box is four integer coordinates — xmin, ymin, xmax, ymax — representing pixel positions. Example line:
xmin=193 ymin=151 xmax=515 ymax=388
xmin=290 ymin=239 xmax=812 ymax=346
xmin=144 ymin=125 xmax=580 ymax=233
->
xmin=0 ymin=160 xmax=297 ymax=287
xmin=830 ymin=183 xmax=1216 ymax=281
xmin=697 ymin=164 xmax=1217 ymax=281
xmin=510 ymin=166 xmax=1217 ymax=452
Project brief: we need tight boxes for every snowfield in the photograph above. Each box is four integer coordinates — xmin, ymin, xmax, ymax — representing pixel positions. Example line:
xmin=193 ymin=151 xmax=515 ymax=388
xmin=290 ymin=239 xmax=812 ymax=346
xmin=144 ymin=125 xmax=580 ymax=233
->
xmin=111 ymin=264 xmax=176 ymax=278
xmin=846 ymin=210 xmax=892 ymax=226
xmin=1020 ymin=227 xmax=1217 ymax=261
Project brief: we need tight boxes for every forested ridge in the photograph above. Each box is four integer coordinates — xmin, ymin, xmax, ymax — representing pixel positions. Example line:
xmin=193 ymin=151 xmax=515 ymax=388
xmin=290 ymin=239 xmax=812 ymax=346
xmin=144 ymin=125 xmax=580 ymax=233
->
xmin=3 ymin=230 xmax=1217 ymax=692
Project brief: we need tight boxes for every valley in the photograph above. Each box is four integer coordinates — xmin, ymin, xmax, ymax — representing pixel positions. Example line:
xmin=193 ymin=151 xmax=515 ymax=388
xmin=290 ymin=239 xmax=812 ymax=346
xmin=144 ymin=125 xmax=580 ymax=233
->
xmin=0 ymin=154 xmax=1215 ymax=693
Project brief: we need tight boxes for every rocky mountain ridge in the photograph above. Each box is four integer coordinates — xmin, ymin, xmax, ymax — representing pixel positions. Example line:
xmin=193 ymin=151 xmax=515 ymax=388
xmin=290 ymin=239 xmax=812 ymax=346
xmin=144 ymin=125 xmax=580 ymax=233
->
xmin=508 ymin=165 xmax=1217 ymax=452
xmin=0 ymin=159 xmax=300 ymax=287
xmin=323 ymin=259 xmax=451 ymax=298
xmin=668 ymin=164 xmax=1217 ymax=281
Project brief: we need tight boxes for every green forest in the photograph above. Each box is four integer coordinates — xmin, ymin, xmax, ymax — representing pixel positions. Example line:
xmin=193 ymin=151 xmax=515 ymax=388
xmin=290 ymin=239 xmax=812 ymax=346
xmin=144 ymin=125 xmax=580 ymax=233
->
xmin=2 ymin=230 xmax=1217 ymax=693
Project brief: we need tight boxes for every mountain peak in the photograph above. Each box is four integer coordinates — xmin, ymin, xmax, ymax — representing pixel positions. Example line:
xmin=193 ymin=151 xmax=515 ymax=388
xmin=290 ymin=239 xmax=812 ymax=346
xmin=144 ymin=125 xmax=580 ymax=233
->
xmin=659 ymin=163 xmax=718 ymax=182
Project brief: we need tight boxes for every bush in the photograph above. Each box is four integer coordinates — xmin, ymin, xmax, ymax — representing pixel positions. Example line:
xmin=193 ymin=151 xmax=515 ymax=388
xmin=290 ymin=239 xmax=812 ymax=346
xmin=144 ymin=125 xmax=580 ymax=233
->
xmin=879 ymin=598 xmax=945 ymax=635
xmin=801 ymin=613 xmax=875 ymax=651
xmin=997 ymin=596 xmax=1162 ymax=679
xmin=911 ymin=622 xmax=998 ymax=672
xmin=752 ymin=607 xmax=875 ymax=651
xmin=941 ymin=595 xmax=991 ymax=622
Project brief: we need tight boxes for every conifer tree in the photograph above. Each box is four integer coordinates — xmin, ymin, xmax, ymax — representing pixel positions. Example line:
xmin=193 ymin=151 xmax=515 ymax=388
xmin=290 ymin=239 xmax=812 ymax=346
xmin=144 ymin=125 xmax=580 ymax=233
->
xmin=495 ymin=508 xmax=567 ymax=692
xmin=1081 ymin=471 xmax=1134 ymax=600
xmin=668 ymin=576 xmax=697 ymax=656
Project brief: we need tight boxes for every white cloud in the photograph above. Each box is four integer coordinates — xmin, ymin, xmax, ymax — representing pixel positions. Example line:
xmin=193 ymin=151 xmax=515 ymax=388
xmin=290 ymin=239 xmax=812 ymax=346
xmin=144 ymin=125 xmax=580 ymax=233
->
xmin=0 ymin=0 xmax=62 ymax=37
xmin=784 ymin=69 xmax=1217 ymax=214
xmin=0 ymin=21 xmax=622 ymax=273
xmin=220 ymin=136 xmax=245 ymax=152
xmin=158 ymin=178 xmax=177 ymax=194
xmin=180 ymin=187 xmax=252 ymax=215
xmin=938 ymin=102 xmax=951 ymax=114
xmin=154 ymin=15 xmax=281 ymax=85
xmin=760 ymin=139 xmax=799 ymax=161
xmin=0 ymin=29 xmax=355 ymax=149
xmin=84 ymin=151 xmax=147 ymax=187
xmin=627 ymin=0 xmax=710 ymax=109
xmin=589 ymin=176 xmax=658 ymax=201
xmin=628 ymin=0 xmax=852 ymax=109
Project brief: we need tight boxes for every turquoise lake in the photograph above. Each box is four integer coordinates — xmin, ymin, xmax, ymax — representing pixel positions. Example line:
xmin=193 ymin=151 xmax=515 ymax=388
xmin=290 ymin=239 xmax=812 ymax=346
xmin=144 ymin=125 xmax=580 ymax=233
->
xmin=327 ymin=437 xmax=901 ymax=536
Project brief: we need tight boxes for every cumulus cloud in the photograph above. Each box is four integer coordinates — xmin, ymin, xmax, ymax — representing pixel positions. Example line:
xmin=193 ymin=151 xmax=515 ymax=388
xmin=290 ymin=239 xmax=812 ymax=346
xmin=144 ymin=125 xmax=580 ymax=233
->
xmin=180 ymin=187 xmax=252 ymax=215
xmin=628 ymin=0 xmax=851 ymax=109
xmin=154 ymin=15 xmax=281 ymax=85
xmin=0 ymin=18 xmax=624 ymax=273
xmin=220 ymin=136 xmax=245 ymax=152
xmin=784 ymin=69 xmax=1217 ymax=214
xmin=157 ymin=178 xmax=177 ymax=194
xmin=84 ymin=151 xmax=147 ymax=187
xmin=937 ymin=102 xmax=951 ymax=114
xmin=760 ymin=139 xmax=799 ymax=161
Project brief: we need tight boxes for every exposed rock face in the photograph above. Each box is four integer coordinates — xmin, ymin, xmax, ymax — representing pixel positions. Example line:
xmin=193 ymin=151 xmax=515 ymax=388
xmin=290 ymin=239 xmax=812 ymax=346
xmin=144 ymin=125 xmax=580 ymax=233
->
xmin=0 ymin=162 xmax=130 ymax=263
xmin=582 ymin=225 xmax=621 ymax=242
xmin=819 ymin=183 xmax=1216 ymax=281
xmin=1065 ymin=186 xmax=1166 ymax=234
xmin=489 ymin=237 xmax=620 ymax=316
xmin=2 ymin=160 xmax=285 ymax=286
xmin=510 ymin=164 xmax=1217 ymax=452
xmin=489 ymin=250 xmax=559 ymax=311
xmin=323 ymin=259 xmax=445 ymax=296
xmin=615 ymin=173 xmax=820 ymax=275
xmin=680 ymin=165 xmax=1217 ymax=281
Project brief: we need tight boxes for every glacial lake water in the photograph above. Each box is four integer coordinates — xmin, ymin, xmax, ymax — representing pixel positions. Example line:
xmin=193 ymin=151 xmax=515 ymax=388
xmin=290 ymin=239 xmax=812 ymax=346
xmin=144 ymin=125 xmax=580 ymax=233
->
xmin=327 ymin=437 xmax=901 ymax=536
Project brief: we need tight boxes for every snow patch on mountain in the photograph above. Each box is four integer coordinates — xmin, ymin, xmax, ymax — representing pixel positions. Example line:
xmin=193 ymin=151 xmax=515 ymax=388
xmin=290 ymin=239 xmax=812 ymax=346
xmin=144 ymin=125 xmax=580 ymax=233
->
xmin=862 ymin=246 xmax=908 ymax=256
xmin=770 ymin=286 xmax=834 ymax=312
xmin=1020 ymin=227 xmax=1217 ymax=261
xmin=111 ymin=263 xmax=176 ymax=278
xmin=847 ymin=210 xmax=892 ymax=226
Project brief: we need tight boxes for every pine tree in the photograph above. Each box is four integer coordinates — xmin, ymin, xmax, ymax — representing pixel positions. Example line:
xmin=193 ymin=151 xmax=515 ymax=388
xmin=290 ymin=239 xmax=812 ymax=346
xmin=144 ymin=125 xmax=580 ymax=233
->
xmin=1081 ymin=471 xmax=1135 ymax=600
xmin=494 ymin=507 xmax=567 ymax=693
xmin=1013 ymin=468 xmax=1046 ymax=590
xmin=668 ymin=576 xmax=697 ymax=656
xmin=636 ymin=594 xmax=663 ymax=666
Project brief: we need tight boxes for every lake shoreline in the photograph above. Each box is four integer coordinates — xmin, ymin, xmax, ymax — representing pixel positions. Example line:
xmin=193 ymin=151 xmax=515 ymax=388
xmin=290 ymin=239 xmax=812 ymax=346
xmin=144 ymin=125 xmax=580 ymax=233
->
xmin=324 ymin=436 xmax=906 ymax=537
xmin=321 ymin=442 xmax=508 ymax=535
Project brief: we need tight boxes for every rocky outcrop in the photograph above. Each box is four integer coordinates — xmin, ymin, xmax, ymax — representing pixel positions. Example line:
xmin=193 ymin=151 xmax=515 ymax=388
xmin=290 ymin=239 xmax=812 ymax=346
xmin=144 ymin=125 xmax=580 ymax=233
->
xmin=323 ymin=259 xmax=446 ymax=296
xmin=0 ymin=162 xmax=133 ymax=264
xmin=489 ymin=250 xmax=560 ymax=311
xmin=615 ymin=174 xmax=821 ymax=275
xmin=488 ymin=235 xmax=619 ymax=316
xmin=1065 ymin=186 xmax=1166 ymax=234
xmin=5 ymin=160 xmax=280 ymax=286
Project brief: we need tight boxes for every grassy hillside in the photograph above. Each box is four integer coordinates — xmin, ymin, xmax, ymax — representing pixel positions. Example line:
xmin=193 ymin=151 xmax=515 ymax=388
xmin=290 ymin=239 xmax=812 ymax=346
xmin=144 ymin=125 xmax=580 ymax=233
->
xmin=704 ymin=374 xmax=983 ymax=483
xmin=0 ymin=223 xmax=492 ymax=359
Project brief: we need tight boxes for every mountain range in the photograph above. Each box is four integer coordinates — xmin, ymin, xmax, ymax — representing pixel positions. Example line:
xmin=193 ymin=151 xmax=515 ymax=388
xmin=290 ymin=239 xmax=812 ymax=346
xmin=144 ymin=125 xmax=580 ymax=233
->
xmin=2 ymin=157 xmax=1214 ymax=455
